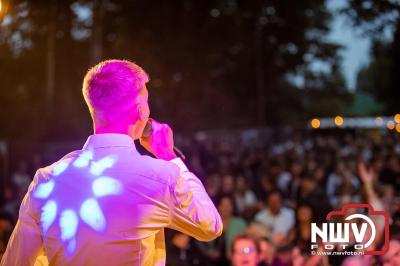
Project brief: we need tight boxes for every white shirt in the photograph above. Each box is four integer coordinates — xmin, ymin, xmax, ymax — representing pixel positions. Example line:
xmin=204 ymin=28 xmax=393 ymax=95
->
xmin=254 ymin=207 xmax=294 ymax=236
xmin=1 ymin=133 xmax=222 ymax=266
xmin=235 ymin=190 xmax=257 ymax=214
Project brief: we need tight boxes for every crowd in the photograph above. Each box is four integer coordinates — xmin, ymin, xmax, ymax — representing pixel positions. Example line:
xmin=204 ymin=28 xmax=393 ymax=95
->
xmin=1 ymin=129 xmax=400 ymax=266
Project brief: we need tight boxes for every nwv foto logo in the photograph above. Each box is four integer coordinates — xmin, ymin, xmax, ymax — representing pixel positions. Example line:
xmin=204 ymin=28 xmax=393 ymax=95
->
xmin=310 ymin=204 xmax=389 ymax=255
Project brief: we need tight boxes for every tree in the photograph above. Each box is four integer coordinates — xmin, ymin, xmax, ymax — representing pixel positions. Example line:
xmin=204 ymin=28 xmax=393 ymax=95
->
xmin=343 ymin=0 xmax=400 ymax=114
xmin=0 ymin=0 xmax=341 ymax=140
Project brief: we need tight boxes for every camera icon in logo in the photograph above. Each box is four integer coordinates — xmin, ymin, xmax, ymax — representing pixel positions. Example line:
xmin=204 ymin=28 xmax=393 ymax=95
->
xmin=311 ymin=203 xmax=389 ymax=255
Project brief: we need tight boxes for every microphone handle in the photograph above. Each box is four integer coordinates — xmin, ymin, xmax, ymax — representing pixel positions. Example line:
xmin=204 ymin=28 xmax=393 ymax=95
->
xmin=143 ymin=119 xmax=186 ymax=160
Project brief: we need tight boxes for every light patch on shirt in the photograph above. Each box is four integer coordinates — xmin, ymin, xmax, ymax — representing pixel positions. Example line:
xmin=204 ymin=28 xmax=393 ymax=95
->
xmin=52 ymin=161 xmax=69 ymax=176
xmin=80 ymin=198 xmax=106 ymax=231
xmin=92 ymin=176 xmax=122 ymax=197
xmin=73 ymin=150 xmax=93 ymax=168
xmin=41 ymin=200 xmax=57 ymax=234
xmin=34 ymin=180 xmax=55 ymax=199
xmin=60 ymin=209 xmax=79 ymax=241
xmin=89 ymin=156 xmax=117 ymax=176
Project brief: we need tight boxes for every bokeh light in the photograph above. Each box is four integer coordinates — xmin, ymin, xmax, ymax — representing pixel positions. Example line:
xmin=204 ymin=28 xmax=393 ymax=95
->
xmin=334 ymin=116 xmax=344 ymax=127
xmin=311 ymin=118 xmax=320 ymax=129
xmin=395 ymin=114 xmax=400 ymax=123
xmin=375 ymin=117 xmax=384 ymax=126
xmin=387 ymin=121 xmax=395 ymax=130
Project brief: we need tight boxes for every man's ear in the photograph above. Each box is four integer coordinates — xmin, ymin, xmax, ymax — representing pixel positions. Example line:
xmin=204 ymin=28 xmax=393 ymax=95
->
xmin=135 ymin=104 xmax=147 ymax=121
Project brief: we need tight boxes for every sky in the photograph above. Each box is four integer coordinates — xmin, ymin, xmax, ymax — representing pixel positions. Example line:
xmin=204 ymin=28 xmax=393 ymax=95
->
xmin=326 ymin=0 xmax=371 ymax=91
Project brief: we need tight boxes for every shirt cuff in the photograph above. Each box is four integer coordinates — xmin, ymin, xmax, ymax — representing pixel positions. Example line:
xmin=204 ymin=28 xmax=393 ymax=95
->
xmin=170 ymin=158 xmax=189 ymax=174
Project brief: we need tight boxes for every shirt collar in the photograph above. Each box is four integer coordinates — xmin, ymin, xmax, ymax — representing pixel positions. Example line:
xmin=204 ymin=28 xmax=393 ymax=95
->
xmin=83 ymin=133 xmax=138 ymax=152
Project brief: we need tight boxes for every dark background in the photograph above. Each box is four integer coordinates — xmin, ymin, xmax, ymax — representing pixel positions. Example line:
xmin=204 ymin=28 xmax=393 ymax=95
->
xmin=0 ymin=0 xmax=398 ymax=141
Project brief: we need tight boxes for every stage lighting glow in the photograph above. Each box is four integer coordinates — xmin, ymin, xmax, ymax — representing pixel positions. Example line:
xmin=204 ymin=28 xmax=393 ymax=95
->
xmin=52 ymin=161 xmax=69 ymax=176
xmin=394 ymin=114 xmax=400 ymax=123
xmin=67 ymin=239 xmax=77 ymax=255
xmin=73 ymin=150 xmax=93 ymax=168
xmin=80 ymin=198 xmax=106 ymax=231
xmin=396 ymin=124 xmax=400 ymax=133
xmin=92 ymin=176 xmax=122 ymax=197
xmin=311 ymin=118 xmax=320 ymax=129
xmin=334 ymin=116 xmax=344 ymax=126
xmin=90 ymin=156 xmax=116 ymax=176
xmin=60 ymin=210 xmax=79 ymax=241
xmin=41 ymin=200 xmax=57 ymax=234
xmin=387 ymin=121 xmax=395 ymax=130
xmin=36 ymin=153 xmax=122 ymax=254
xmin=34 ymin=180 xmax=55 ymax=199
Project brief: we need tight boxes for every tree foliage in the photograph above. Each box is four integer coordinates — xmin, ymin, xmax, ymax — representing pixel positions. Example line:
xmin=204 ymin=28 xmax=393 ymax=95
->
xmin=0 ymin=0 xmax=342 ymax=140
xmin=343 ymin=0 xmax=400 ymax=114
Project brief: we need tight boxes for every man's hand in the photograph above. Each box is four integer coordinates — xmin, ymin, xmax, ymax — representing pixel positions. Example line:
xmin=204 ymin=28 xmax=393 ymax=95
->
xmin=139 ymin=119 xmax=177 ymax=161
xmin=358 ymin=162 xmax=377 ymax=200
xmin=358 ymin=162 xmax=374 ymax=184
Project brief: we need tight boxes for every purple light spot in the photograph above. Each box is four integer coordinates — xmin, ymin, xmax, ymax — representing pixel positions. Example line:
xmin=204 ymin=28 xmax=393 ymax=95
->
xmin=34 ymin=180 xmax=55 ymax=199
xmin=41 ymin=200 xmax=57 ymax=234
xmin=92 ymin=176 xmax=122 ymax=197
xmin=60 ymin=209 xmax=79 ymax=241
xmin=52 ymin=161 xmax=69 ymax=176
xmin=79 ymin=198 xmax=106 ymax=231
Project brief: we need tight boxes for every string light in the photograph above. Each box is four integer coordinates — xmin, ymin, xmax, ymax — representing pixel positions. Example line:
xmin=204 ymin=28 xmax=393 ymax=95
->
xmin=311 ymin=118 xmax=320 ymax=129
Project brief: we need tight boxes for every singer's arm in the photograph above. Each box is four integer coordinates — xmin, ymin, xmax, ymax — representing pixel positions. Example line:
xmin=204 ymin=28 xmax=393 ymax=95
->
xmin=139 ymin=119 xmax=222 ymax=240
xmin=1 ymin=171 xmax=44 ymax=266
xmin=167 ymin=158 xmax=223 ymax=241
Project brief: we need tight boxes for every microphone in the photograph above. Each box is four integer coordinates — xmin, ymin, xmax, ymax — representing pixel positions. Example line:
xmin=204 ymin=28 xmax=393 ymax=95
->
xmin=142 ymin=119 xmax=186 ymax=160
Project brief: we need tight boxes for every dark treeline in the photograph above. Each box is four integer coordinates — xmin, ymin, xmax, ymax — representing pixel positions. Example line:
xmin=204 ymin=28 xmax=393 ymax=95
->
xmin=0 ymin=0 xmax=398 ymax=141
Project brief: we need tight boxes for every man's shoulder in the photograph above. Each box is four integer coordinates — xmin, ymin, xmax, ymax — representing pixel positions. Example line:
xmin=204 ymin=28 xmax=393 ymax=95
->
xmin=35 ymin=150 xmax=81 ymax=180
xmin=254 ymin=208 xmax=269 ymax=220
xmin=281 ymin=207 xmax=295 ymax=217
xmin=139 ymin=155 xmax=180 ymax=180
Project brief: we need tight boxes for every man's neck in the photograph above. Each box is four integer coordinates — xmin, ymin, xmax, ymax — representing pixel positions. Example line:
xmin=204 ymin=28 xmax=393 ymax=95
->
xmin=94 ymin=122 xmax=131 ymax=135
xmin=94 ymin=127 xmax=129 ymax=135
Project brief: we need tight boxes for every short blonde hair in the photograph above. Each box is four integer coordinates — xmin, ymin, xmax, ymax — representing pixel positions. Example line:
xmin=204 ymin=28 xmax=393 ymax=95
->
xmin=82 ymin=59 xmax=149 ymax=122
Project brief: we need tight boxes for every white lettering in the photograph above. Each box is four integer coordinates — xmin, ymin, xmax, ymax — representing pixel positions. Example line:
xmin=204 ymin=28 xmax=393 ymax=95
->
xmin=351 ymin=223 xmax=367 ymax=243
xmin=311 ymin=223 xmax=327 ymax=242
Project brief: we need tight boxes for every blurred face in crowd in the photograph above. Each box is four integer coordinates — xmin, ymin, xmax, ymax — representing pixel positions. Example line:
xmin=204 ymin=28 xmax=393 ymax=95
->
xmin=290 ymin=162 xmax=303 ymax=176
xmin=336 ymin=161 xmax=347 ymax=175
xmin=371 ymin=158 xmax=384 ymax=172
xmin=0 ymin=217 xmax=12 ymax=234
xmin=221 ymin=175 xmax=235 ymax=194
xmin=205 ymin=174 xmax=220 ymax=197
xmin=300 ymin=177 xmax=316 ymax=194
xmin=218 ymin=196 xmax=234 ymax=219
xmin=259 ymin=238 xmax=272 ymax=264
xmin=267 ymin=192 xmax=282 ymax=215
xmin=382 ymin=240 xmax=400 ymax=266
xmin=313 ymin=167 xmax=325 ymax=182
xmin=172 ymin=233 xmax=190 ymax=250
xmin=387 ymin=156 xmax=399 ymax=170
xmin=232 ymin=238 xmax=259 ymax=266
xmin=297 ymin=205 xmax=312 ymax=223
xmin=236 ymin=175 xmax=247 ymax=193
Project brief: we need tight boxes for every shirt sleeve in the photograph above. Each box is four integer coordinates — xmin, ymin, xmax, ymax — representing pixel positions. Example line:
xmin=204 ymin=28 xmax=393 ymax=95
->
xmin=1 ymin=170 xmax=45 ymax=266
xmin=167 ymin=158 xmax=223 ymax=241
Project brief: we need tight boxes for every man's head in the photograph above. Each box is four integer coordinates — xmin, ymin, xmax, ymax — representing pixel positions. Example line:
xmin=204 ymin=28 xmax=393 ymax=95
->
xmin=231 ymin=234 xmax=260 ymax=266
xmin=83 ymin=60 xmax=150 ymax=138
xmin=267 ymin=190 xmax=282 ymax=215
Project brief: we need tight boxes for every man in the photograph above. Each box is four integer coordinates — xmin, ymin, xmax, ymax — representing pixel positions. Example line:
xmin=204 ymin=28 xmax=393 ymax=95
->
xmin=1 ymin=60 xmax=223 ymax=265
xmin=230 ymin=234 xmax=260 ymax=266
xmin=254 ymin=190 xmax=294 ymax=242
xmin=165 ymin=230 xmax=207 ymax=266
